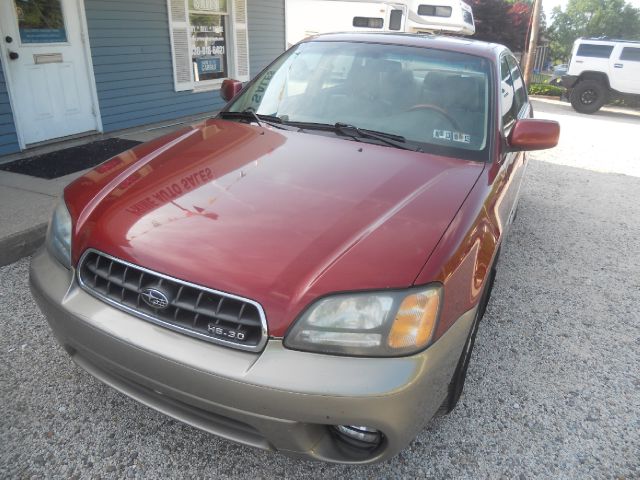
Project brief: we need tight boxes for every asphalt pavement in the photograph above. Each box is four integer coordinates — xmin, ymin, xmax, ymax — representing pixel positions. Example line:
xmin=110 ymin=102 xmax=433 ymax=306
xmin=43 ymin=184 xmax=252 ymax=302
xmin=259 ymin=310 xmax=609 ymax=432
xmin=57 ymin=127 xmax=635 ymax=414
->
xmin=1 ymin=100 xmax=639 ymax=479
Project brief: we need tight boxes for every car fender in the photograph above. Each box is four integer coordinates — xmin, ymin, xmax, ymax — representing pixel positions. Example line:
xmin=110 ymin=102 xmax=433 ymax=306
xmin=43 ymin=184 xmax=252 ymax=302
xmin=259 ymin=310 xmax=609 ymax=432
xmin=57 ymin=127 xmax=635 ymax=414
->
xmin=413 ymin=164 xmax=502 ymax=340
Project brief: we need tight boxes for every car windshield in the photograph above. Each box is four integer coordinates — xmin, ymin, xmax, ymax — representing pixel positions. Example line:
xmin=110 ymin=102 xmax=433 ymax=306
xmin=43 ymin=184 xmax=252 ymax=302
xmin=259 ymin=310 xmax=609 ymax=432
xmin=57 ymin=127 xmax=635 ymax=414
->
xmin=227 ymin=40 xmax=491 ymax=159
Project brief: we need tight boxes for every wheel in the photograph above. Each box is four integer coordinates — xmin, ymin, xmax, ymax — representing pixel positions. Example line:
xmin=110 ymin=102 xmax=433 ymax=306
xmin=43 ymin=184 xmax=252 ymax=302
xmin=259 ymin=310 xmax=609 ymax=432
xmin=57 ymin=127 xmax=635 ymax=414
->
xmin=407 ymin=104 xmax=462 ymax=131
xmin=570 ymin=79 xmax=607 ymax=114
xmin=438 ymin=258 xmax=498 ymax=415
xmin=511 ymin=198 xmax=520 ymax=223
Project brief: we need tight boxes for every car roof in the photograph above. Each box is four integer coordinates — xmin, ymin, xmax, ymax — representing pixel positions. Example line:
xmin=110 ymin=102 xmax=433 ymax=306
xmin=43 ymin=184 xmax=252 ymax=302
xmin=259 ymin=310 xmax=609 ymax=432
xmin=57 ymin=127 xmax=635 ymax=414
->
xmin=577 ymin=37 xmax=640 ymax=45
xmin=301 ymin=32 xmax=506 ymax=62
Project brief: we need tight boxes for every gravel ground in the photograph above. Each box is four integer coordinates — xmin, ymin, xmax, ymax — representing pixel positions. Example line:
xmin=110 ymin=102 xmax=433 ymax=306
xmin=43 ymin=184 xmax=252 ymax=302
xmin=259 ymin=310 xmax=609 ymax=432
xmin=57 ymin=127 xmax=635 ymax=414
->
xmin=530 ymin=97 xmax=640 ymax=177
xmin=1 ymin=100 xmax=639 ymax=479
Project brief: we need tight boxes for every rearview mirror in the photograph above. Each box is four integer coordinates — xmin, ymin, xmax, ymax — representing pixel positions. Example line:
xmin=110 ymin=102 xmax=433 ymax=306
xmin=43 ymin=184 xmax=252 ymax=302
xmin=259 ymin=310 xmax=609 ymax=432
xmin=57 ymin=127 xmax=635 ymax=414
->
xmin=220 ymin=79 xmax=243 ymax=103
xmin=508 ymin=119 xmax=560 ymax=151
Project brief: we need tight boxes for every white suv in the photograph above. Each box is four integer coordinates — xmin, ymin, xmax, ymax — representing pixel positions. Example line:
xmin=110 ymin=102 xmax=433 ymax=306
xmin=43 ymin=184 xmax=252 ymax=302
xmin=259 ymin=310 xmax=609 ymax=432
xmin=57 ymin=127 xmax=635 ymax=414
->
xmin=562 ymin=38 xmax=640 ymax=113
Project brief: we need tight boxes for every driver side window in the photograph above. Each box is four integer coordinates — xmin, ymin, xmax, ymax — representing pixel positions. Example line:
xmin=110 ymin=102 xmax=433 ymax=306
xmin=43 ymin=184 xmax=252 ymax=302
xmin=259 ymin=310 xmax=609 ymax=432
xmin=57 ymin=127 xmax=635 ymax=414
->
xmin=506 ymin=55 xmax=528 ymax=117
xmin=500 ymin=56 xmax=516 ymax=128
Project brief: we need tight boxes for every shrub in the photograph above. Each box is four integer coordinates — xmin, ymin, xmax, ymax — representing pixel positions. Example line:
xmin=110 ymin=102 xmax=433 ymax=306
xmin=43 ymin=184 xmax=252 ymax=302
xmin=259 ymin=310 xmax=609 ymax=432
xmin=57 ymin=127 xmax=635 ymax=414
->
xmin=528 ymin=83 xmax=565 ymax=97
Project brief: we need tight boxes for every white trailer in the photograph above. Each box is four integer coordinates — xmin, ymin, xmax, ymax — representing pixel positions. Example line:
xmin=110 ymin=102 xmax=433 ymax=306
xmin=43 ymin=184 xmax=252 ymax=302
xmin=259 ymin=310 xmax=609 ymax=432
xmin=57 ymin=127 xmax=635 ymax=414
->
xmin=403 ymin=0 xmax=475 ymax=36
xmin=286 ymin=0 xmax=408 ymax=47
xmin=286 ymin=0 xmax=474 ymax=47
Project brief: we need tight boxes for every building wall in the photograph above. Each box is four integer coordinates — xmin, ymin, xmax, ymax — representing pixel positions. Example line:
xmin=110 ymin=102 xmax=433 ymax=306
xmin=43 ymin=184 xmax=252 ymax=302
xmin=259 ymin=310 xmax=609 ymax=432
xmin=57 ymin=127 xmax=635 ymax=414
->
xmin=248 ymin=0 xmax=287 ymax=74
xmin=85 ymin=0 xmax=286 ymax=133
xmin=0 ymin=62 xmax=20 ymax=156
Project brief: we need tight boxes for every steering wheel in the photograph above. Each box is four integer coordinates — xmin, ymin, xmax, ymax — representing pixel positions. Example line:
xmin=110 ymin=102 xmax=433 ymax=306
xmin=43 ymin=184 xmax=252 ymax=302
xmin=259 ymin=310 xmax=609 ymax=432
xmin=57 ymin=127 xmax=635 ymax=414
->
xmin=407 ymin=104 xmax=462 ymax=132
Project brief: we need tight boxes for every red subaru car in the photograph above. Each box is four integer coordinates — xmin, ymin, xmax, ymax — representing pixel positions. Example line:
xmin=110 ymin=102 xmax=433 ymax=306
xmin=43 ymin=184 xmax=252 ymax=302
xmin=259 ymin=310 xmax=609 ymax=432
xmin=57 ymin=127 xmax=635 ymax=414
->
xmin=30 ymin=33 xmax=559 ymax=464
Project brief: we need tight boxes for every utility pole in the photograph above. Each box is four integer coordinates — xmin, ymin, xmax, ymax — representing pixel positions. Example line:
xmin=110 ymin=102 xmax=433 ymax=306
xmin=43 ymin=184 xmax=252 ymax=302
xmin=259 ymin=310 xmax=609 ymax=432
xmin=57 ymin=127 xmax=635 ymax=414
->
xmin=523 ymin=0 xmax=543 ymax=86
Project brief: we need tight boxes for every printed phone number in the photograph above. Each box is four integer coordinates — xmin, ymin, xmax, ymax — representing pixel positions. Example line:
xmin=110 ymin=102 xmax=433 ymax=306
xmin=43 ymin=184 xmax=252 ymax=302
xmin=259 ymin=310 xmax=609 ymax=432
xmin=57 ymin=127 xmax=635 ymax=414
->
xmin=193 ymin=45 xmax=225 ymax=56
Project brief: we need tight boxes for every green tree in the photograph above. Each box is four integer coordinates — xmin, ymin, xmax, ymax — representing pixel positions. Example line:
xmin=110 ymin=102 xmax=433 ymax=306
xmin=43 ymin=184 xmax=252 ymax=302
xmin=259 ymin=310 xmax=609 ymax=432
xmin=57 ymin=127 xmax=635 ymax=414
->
xmin=548 ymin=0 xmax=640 ymax=61
xmin=469 ymin=0 xmax=532 ymax=51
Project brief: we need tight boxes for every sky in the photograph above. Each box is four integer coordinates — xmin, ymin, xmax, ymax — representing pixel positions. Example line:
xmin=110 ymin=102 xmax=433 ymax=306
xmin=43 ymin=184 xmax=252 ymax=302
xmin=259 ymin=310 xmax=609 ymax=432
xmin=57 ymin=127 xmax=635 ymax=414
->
xmin=543 ymin=0 xmax=640 ymax=17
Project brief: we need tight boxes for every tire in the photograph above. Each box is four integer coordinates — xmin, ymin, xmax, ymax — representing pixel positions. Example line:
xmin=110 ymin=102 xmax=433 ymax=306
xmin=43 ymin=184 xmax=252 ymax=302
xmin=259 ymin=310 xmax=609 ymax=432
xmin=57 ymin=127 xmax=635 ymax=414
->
xmin=570 ymin=79 xmax=607 ymax=114
xmin=438 ymin=259 xmax=497 ymax=415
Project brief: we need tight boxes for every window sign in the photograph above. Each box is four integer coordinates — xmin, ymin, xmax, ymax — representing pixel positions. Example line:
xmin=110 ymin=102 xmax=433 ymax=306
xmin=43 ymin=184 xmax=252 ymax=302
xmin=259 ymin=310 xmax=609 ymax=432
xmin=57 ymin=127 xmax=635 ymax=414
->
xmin=189 ymin=0 xmax=227 ymax=13
xmin=14 ymin=0 xmax=67 ymax=44
xmin=190 ymin=2 xmax=228 ymax=82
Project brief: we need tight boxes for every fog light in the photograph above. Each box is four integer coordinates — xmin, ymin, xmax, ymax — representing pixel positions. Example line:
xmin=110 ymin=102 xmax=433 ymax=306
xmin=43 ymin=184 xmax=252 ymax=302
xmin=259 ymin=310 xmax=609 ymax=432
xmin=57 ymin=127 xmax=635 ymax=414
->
xmin=333 ymin=425 xmax=383 ymax=448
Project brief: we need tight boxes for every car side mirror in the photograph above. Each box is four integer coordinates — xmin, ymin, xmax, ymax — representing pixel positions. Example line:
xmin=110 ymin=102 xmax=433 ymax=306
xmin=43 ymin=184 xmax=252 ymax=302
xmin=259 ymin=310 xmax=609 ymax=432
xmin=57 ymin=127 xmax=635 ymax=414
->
xmin=508 ymin=119 xmax=560 ymax=151
xmin=220 ymin=79 xmax=243 ymax=102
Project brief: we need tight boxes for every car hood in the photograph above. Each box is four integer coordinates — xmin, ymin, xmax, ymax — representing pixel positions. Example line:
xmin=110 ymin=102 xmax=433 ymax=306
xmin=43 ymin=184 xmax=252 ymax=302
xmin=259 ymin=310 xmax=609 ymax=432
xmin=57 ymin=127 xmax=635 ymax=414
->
xmin=67 ymin=119 xmax=484 ymax=336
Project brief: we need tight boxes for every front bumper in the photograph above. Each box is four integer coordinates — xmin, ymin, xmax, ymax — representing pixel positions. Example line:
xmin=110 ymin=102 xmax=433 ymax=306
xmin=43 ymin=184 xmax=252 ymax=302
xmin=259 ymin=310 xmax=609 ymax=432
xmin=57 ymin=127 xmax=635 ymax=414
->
xmin=29 ymin=247 xmax=475 ymax=464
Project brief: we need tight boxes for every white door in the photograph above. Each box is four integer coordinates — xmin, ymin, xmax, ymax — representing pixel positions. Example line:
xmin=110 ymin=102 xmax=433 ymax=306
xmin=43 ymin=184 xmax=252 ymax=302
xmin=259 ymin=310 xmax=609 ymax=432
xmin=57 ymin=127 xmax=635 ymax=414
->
xmin=613 ymin=46 xmax=640 ymax=95
xmin=0 ymin=0 xmax=99 ymax=146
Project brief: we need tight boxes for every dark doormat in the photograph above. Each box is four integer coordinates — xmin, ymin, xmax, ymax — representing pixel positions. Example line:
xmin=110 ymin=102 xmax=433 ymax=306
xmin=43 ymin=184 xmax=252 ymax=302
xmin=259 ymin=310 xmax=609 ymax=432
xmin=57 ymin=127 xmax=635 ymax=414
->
xmin=0 ymin=138 xmax=142 ymax=179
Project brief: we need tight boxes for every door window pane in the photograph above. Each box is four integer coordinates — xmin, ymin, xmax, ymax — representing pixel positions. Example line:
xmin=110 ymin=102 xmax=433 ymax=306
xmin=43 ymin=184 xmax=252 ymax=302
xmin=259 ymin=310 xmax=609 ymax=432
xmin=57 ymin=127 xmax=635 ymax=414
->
xmin=576 ymin=43 xmax=614 ymax=58
xmin=506 ymin=55 xmax=527 ymax=115
xmin=389 ymin=10 xmax=403 ymax=31
xmin=620 ymin=47 xmax=640 ymax=62
xmin=500 ymin=56 xmax=516 ymax=127
xmin=14 ymin=0 xmax=67 ymax=44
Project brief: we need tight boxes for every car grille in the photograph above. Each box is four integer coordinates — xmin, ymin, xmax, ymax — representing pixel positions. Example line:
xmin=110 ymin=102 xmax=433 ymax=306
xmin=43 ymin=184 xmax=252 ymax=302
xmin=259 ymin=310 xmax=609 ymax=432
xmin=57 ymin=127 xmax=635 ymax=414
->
xmin=77 ymin=250 xmax=267 ymax=352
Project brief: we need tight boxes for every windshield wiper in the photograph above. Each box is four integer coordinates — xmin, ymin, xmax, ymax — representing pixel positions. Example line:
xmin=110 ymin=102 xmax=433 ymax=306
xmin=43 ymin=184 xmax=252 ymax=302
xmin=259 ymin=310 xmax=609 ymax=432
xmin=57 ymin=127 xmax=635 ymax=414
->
xmin=219 ymin=110 xmax=286 ymax=129
xmin=284 ymin=121 xmax=420 ymax=152
xmin=334 ymin=123 xmax=419 ymax=152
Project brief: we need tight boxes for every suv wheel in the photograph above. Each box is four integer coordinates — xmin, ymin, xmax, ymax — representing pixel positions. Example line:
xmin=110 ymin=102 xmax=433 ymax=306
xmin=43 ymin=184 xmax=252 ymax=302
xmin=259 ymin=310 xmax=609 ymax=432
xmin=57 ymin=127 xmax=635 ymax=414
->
xmin=570 ymin=79 xmax=607 ymax=114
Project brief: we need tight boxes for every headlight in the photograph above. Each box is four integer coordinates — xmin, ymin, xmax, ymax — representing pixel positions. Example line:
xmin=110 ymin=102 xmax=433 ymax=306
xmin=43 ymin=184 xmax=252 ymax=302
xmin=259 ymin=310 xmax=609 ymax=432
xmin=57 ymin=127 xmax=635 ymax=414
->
xmin=284 ymin=285 xmax=442 ymax=356
xmin=46 ymin=201 xmax=72 ymax=269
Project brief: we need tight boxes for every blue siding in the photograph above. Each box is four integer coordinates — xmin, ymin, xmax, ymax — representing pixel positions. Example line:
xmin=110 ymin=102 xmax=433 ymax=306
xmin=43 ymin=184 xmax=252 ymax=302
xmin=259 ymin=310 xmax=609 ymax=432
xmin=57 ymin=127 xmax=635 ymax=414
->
xmin=85 ymin=0 xmax=286 ymax=133
xmin=0 ymin=62 xmax=20 ymax=155
xmin=248 ymin=0 xmax=286 ymax=74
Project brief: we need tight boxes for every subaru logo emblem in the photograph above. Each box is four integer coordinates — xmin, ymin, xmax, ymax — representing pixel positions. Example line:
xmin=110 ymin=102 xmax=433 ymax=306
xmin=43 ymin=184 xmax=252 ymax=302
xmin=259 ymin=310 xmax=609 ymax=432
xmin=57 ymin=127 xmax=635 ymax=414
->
xmin=140 ymin=287 xmax=170 ymax=310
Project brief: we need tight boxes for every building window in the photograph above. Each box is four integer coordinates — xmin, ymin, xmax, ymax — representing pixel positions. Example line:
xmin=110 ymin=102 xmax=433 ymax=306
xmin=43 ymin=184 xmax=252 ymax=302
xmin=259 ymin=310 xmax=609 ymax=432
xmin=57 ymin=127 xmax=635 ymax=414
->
xmin=189 ymin=0 xmax=228 ymax=82
xmin=353 ymin=17 xmax=384 ymax=28
xmin=168 ymin=0 xmax=249 ymax=92
xmin=417 ymin=5 xmax=452 ymax=17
